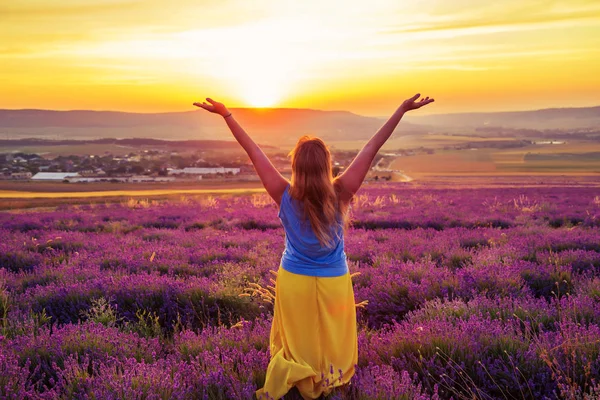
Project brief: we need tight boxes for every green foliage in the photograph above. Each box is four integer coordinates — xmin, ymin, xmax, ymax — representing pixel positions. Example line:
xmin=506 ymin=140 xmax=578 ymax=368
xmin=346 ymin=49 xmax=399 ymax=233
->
xmin=142 ymin=233 xmax=166 ymax=242
xmin=80 ymin=297 xmax=120 ymax=328
xmin=142 ymin=220 xmax=180 ymax=230
xmin=459 ymin=237 xmax=490 ymax=249
xmin=184 ymin=222 xmax=206 ymax=231
xmin=32 ymin=308 xmax=52 ymax=338
xmin=0 ymin=279 xmax=9 ymax=332
xmin=124 ymin=308 xmax=163 ymax=339
xmin=238 ymin=220 xmax=280 ymax=231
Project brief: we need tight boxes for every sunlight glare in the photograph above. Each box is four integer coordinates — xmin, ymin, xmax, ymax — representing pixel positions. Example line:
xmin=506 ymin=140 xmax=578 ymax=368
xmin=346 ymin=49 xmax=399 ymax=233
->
xmin=182 ymin=18 xmax=328 ymax=108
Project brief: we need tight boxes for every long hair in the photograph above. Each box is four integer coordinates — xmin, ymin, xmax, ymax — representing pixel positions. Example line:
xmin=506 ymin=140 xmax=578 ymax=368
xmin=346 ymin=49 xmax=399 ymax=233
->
xmin=288 ymin=135 xmax=350 ymax=247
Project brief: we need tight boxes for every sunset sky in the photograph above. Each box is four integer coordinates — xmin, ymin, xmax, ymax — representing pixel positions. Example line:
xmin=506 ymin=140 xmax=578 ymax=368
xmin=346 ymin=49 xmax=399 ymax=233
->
xmin=1 ymin=0 xmax=599 ymax=116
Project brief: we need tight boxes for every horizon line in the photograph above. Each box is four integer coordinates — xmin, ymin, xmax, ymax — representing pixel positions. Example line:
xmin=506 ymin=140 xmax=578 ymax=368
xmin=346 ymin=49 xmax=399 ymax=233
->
xmin=0 ymin=103 xmax=599 ymax=118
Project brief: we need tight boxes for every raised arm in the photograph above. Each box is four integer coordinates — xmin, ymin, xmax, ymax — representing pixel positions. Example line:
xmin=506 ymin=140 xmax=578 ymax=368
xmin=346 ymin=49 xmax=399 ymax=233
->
xmin=336 ymin=93 xmax=434 ymax=200
xmin=193 ymin=98 xmax=288 ymax=204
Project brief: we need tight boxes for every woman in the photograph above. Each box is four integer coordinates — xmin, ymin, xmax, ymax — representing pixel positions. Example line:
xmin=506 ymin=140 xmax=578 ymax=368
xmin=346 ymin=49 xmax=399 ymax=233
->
xmin=193 ymin=93 xmax=434 ymax=399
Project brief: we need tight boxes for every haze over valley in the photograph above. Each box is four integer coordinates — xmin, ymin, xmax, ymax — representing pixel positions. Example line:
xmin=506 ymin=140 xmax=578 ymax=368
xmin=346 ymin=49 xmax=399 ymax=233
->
xmin=1 ymin=105 xmax=599 ymax=145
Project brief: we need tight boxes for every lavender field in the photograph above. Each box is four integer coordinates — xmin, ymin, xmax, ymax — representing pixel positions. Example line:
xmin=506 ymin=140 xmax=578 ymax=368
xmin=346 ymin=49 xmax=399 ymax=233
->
xmin=1 ymin=181 xmax=600 ymax=399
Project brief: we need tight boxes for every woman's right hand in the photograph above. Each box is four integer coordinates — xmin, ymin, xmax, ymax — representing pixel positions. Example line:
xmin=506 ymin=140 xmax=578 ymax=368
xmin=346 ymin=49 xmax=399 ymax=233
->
xmin=400 ymin=93 xmax=434 ymax=112
xmin=193 ymin=98 xmax=230 ymax=117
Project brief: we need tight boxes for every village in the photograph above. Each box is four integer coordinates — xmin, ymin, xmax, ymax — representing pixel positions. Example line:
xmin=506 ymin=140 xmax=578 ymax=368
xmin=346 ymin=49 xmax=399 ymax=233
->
xmin=0 ymin=146 xmax=368 ymax=184
xmin=0 ymin=149 xmax=265 ymax=184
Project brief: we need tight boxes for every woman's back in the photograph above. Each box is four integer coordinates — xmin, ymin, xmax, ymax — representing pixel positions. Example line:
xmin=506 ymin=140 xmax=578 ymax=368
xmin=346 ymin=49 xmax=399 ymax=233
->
xmin=278 ymin=183 xmax=348 ymax=277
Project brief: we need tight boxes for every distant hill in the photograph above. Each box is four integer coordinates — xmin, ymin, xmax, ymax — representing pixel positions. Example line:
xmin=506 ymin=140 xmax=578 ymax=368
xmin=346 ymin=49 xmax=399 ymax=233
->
xmin=0 ymin=108 xmax=421 ymax=145
xmin=1 ymin=105 xmax=598 ymax=146
xmin=0 ymin=137 xmax=264 ymax=150
xmin=407 ymin=106 xmax=600 ymax=130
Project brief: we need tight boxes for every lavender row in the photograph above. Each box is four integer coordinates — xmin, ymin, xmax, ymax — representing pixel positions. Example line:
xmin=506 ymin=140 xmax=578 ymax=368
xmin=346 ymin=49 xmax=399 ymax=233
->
xmin=2 ymin=186 xmax=599 ymax=234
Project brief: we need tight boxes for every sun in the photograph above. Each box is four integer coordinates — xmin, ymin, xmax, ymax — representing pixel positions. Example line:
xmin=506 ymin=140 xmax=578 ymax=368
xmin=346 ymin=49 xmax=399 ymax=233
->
xmin=232 ymin=48 xmax=287 ymax=108
xmin=240 ymin=80 xmax=281 ymax=108
xmin=195 ymin=20 xmax=304 ymax=109
xmin=214 ymin=49 xmax=287 ymax=109
xmin=181 ymin=19 xmax=324 ymax=109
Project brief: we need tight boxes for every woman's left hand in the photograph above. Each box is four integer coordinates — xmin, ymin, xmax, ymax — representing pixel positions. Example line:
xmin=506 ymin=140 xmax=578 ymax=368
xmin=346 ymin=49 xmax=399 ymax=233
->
xmin=400 ymin=93 xmax=434 ymax=112
xmin=193 ymin=98 xmax=229 ymax=117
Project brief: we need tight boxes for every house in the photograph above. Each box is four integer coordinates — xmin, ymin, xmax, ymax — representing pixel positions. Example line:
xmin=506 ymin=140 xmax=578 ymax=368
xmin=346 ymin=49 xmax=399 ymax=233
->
xmin=167 ymin=167 xmax=241 ymax=176
xmin=10 ymin=171 xmax=32 ymax=180
xmin=31 ymin=172 xmax=80 ymax=181
xmin=128 ymin=176 xmax=175 ymax=183
xmin=67 ymin=175 xmax=175 ymax=183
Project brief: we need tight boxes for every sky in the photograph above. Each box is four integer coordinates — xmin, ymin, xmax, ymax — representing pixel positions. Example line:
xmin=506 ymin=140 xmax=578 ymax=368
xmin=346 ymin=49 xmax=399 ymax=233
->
xmin=1 ymin=0 xmax=599 ymax=116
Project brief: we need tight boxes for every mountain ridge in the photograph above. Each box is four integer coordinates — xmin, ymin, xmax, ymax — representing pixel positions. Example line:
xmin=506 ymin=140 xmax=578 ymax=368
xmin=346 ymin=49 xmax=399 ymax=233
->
xmin=1 ymin=105 xmax=598 ymax=144
xmin=405 ymin=105 xmax=600 ymax=129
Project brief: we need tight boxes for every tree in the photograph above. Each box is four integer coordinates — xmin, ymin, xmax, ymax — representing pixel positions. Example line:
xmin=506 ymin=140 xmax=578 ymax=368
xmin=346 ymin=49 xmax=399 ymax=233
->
xmin=130 ymin=165 xmax=145 ymax=174
xmin=113 ymin=166 xmax=127 ymax=174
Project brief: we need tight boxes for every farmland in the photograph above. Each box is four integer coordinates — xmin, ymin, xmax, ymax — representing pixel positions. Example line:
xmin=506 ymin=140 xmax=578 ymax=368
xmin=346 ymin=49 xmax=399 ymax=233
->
xmin=1 ymin=179 xmax=600 ymax=399
xmin=388 ymin=141 xmax=600 ymax=177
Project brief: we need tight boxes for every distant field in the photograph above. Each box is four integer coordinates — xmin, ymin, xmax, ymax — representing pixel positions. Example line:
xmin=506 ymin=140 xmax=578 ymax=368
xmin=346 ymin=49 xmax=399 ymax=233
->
xmin=0 ymin=181 xmax=265 ymax=210
xmin=0 ymin=183 xmax=265 ymax=210
xmin=0 ymin=180 xmax=263 ymax=193
xmin=390 ymin=141 xmax=600 ymax=175
xmin=0 ymin=143 xmax=141 ymax=157
xmin=0 ymin=188 xmax=265 ymax=199
xmin=331 ymin=133 xmax=520 ymax=151
xmin=0 ymin=143 xmax=254 ymax=157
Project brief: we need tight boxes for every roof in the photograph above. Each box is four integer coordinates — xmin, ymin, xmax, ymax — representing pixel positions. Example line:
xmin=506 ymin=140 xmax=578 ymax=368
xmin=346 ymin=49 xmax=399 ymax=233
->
xmin=169 ymin=167 xmax=241 ymax=174
xmin=31 ymin=172 xmax=80 ymax=180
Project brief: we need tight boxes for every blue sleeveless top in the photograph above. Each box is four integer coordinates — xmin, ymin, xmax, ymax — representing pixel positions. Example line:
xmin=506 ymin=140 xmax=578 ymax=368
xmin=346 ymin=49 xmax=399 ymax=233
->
xmin=278 ymin=184 xmax=348 ymax=277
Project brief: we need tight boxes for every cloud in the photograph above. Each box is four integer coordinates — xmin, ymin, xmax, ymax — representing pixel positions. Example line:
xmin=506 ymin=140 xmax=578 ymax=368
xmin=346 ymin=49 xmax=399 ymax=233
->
xmin=0 ymin=1 xmax=147 ymax=22
xmin=382 ymin=4 xmax=600 ymax=36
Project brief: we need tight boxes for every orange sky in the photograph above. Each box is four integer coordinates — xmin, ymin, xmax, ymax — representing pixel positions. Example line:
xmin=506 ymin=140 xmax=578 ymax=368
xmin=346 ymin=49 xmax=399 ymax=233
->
xmin=1 ymin=0 xmax=599 ymax=116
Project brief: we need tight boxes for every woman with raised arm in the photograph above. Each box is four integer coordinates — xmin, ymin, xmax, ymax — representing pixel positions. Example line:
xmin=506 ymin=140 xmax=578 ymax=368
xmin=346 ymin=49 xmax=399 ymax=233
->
xmin=193 ymin=93 xmax=434 ymax=399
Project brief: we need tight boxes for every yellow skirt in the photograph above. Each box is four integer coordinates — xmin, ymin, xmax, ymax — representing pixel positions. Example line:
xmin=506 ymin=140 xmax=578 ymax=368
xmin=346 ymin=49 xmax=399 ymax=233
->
xmin=256 ymin=267 xmax=358 ymax=400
